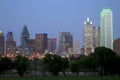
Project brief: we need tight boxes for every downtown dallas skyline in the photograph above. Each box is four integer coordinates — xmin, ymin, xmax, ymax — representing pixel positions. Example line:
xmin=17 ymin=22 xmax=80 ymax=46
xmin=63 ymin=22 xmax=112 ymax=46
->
xmin=0 ymin=9 xmax=117 ymax=48
xmin=0 ymin=0 xmax=119 ymax=48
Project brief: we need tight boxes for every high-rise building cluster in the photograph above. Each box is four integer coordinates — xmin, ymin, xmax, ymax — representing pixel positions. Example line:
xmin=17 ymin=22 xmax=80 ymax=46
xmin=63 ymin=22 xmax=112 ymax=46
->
xmin=0 ymin=25 xmax=75 ymax=59
xmin=0 ymin=8 xmax=120 ymax=58
xmin=83 ymin=8 xmax=113 ymax=55
xmin=83 ymin=17 xmax=100 ymax=55
xmin=58 ymin=32 xmax=73 ymax=55
xmin=0 ymin=25 xmax=57 ymax=58
xmin=0 ymin=31 xmax=16 ymax=57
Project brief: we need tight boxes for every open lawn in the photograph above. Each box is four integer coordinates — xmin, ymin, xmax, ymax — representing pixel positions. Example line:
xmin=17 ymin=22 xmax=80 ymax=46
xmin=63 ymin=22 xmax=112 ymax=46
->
xmin=0 ymin=76 xmax=120 ymax=80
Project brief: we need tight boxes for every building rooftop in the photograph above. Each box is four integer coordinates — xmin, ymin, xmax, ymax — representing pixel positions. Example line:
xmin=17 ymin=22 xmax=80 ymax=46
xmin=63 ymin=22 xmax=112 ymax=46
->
xmin=0 ymin=31 xmax=3 ymax=35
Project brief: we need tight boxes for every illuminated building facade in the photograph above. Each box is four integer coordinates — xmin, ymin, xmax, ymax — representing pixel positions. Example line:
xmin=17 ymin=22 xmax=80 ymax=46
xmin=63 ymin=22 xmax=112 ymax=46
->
xmin=100 ymin=8 xmax=113 ymax=49
xmin=73 ymin=41 xmax=80 ymax=54
xmin=0 ymin=31 xmax=4 ymax=56
xmin=83 ymin=17 xmax=94 ymax=55
xmin=59 ymin=32 xmax=73 ymax=53
xmin=21 ymin=25 xmax=30 ymax=47
xmin=6 ymin=32 xmax=16 ymax=56
xmin=83 ymin=18 xmax=100 ymax=55
xmin=93 ymin=27 xmax=100 ymax=48
xmin=35 ymin=33 xmax=48 ymax=54
xmin=48 ymin=38 xmax=57 ymax=52
xmin=27 ymin=39 xmax=36 ymax=53
xmin=113 ymin=38 xmax=120 ymax=55
xmin=21 ymin=25 xmax=31 ymax=55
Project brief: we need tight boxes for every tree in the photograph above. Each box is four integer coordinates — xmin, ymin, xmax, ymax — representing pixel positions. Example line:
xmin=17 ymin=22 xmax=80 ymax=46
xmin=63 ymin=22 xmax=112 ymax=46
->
xmin=70 ymin=61 xmax=79 ymax=75
xmin=0 ymin=57 xmax=13 ymax=75
xmin=61 ymin=58 xmax=69 ymax=75
xmin=94 ymin=47 xmax=116 ymax=76
xmin=14 ymin=55 xmax=29 ymax=76
xmin=42 ymin=53 xmax=62 ymax=76
xmin=115 ymin=55 xmax=120 ymax=75
xmin=79 ymin=56 xmax=91 ymax=72
xmin=86 ymin=53 xmax=98 ymax=72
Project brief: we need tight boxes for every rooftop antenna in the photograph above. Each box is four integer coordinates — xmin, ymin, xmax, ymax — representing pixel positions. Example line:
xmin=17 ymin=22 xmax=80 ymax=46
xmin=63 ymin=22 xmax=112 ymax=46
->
xmin=87 ymin=17 xmax=90 ymax=22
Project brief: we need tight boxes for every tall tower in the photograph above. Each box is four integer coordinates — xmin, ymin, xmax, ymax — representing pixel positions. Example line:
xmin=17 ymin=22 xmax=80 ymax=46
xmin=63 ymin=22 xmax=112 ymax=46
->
xmin=48 ymin=38 xmax=57 ymax=53
xmin=35 ymin=33 xmax=48 ymax=54
xmin=6 ymin=32 xmax=13 ymax=41
xmin=6 ymin=32 xmax=16 ymax=56
xmin=21 ymin=25 xmax=30 ymax=55
xmin=73 ymin=41 xmax=80 ymax=54
xmin=93 ymin=27 xmax=100 ymax=48
xmin=100 ymin=8 xmax=113 ymax=49
xmin=113 ymin=38 xmax=120 ymax=55
xmin=59 ymin=32 xmax=73 ymax=54
xmin=21 ymin=25 xmax=30 ymax=47
xmin=83 ymin=17 xmax=94 ymax=55
xmin=0 ymin=31 xmax=4 ymax=56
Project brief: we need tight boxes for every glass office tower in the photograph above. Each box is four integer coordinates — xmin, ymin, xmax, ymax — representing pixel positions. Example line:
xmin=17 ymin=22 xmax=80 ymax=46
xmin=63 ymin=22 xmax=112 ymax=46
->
xmin=100 ymin=8 xmax=113 ymax=49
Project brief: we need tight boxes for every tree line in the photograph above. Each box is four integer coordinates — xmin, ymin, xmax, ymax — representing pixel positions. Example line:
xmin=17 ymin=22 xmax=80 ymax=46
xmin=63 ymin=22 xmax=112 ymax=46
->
xmin=0 ymin=55 xmax=29 ymax=76
xmin=0 ymin=46 xmax=120 ymax=76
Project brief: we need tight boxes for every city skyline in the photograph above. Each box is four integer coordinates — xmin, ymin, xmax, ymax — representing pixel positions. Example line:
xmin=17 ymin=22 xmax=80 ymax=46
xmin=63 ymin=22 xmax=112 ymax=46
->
xmin=0 ymin=0 xmax=120 ymax=48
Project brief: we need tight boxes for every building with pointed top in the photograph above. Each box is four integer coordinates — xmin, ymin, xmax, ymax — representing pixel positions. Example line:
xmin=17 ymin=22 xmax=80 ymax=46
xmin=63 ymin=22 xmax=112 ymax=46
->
xmin=21 ymin=25 xmax=31 ymax=55
xmin=21 ymin=25 xmax=30 ymax=47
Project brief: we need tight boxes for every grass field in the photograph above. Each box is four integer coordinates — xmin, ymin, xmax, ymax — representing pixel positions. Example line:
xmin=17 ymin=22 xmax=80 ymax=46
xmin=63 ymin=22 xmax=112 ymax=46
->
xmin=0 ymin=76 xmax=120 ymax=80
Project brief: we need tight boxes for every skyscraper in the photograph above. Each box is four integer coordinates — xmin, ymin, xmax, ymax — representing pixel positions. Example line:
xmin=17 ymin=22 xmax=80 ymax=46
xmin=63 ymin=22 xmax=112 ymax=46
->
xmin=100 ymin=8 xmax=113 ymax=49
xmin=35 ymin=33 xmax=48 ymax=54
xmin=6 ymin=32 xmax=13 ymax=41
xmin=113 ymin=38 xmax=120 ymax=55
xmin=48 ymin=38 xmax=57 ymax=53
xmin=59 ymin=32 xmax=73 ymax=53
xmin=73 ymin=41 xmax=80 ymax=54
xmin=21 ymin=25 xmax=30 ymax=55
xmin=6 ymin=32 xmax=16 ymax=56
xmin=93 ymin=27 xmax=100 ymax=48
xmin=0 ymin=31 xmax=4 ymax=56
xmin=21 ymin=25 xmax=30 ymax=47
xmin=27 ymin=39 xmax=36 ymax=53
xmin=83 ymin=17 xmax=94 ymax=55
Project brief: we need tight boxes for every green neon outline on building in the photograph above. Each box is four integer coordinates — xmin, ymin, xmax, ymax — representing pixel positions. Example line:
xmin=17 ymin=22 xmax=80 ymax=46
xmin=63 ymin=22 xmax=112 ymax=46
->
xmin=100 ymin=8 xmax=113 ymax=49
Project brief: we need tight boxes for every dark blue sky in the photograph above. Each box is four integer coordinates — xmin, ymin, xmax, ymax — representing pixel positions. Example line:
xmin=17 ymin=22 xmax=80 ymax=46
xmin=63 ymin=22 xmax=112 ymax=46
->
xmin=0 ymin=0 xmax=120 ymax=47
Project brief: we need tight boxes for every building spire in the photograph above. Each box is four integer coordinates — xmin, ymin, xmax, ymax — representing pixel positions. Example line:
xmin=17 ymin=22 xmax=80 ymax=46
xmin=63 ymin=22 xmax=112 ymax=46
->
xmin=87 ymin=17 xmax=90 ymax=22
